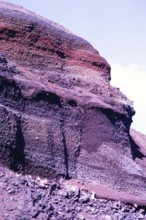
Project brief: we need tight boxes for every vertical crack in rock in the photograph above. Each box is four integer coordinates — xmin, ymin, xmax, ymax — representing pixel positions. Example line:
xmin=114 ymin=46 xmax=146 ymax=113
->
xmin=60 ymin=103 xmax=70 ymax=180
xmin=10 ymin=116 xmax=25 ymax=172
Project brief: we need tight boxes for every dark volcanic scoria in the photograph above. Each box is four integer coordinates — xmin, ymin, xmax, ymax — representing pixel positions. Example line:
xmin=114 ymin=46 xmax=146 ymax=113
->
xmin=0 ymin=1 xmax=146 ymax=210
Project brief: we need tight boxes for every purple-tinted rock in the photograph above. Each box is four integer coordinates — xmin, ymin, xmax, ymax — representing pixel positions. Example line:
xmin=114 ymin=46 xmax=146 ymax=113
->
xmin=0 ymin=2 xmax=146 ymax=203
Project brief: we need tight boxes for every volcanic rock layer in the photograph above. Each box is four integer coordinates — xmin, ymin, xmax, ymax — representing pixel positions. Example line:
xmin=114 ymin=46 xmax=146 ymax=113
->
xmin=0 ymin=1 xmax=146 ymax=203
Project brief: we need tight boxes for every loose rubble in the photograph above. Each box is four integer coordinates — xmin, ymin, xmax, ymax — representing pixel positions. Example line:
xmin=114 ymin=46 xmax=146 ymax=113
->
xmin=0 ymin=167 xmax=146 ymax=220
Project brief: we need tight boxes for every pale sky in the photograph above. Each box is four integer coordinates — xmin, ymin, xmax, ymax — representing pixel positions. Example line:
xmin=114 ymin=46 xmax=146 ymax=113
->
xmin=1 ymin=0 xmax=146 ymax=134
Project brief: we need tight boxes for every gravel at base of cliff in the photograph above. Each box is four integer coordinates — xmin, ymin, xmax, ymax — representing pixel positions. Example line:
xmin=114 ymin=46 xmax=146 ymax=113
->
xmin=0 ymin=166 xmax=146 ymax=220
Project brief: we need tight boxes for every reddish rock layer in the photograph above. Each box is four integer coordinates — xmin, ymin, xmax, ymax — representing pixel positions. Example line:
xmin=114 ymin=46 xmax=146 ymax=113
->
xmin=0 ymin=2 xmax=146 ymax=204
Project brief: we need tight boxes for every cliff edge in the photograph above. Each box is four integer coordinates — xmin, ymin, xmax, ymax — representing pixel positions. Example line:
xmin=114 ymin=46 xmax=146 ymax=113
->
xmin=0 ymin=1 xmax=146 ymax=206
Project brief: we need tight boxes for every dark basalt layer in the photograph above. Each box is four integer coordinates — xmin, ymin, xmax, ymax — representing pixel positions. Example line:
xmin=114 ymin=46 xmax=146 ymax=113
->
xmin=0 ymin=1 xmax=146 ymax=204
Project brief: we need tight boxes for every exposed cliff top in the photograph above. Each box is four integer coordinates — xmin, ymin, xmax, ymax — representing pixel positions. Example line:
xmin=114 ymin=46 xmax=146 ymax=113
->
xmin=0 ymin=1 xmax=134 ymax=117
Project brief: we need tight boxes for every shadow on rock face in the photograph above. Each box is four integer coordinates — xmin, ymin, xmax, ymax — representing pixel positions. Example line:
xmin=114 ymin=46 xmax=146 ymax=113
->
xmin=130 ymin=135 xmax=146 ymax=161
xmin=10 ymin=117 xmax=25 ymax=172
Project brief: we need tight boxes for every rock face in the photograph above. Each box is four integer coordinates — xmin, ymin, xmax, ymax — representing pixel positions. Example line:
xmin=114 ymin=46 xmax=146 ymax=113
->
xmin=0 ymin=2 xmax=146 ymax=203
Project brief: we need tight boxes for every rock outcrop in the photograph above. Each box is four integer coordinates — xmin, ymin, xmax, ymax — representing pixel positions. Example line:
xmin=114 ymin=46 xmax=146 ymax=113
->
xmin=0 ymin=1 xmax=146 ymax=204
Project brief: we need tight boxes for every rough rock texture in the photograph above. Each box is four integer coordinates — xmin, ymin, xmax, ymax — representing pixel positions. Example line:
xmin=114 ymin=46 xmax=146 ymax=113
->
xmin=0 ymin=1 xmax=146 ymax=207
xmin=1 ymin=166 xmax=146 ymax=220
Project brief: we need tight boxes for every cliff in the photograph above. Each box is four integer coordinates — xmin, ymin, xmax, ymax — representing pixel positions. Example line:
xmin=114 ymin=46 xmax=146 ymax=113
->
xmin=0 ymin=1 xmax=146 ymax=206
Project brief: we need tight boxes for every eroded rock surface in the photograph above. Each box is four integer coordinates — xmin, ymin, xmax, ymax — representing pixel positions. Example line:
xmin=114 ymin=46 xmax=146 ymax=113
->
xmin=0 ymin=1 xmax=146 ymax=206
xmin=0 ymin=166 xmax=146 ymax=220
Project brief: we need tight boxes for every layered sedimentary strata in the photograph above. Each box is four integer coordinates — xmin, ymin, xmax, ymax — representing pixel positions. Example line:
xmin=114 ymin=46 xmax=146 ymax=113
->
xmin=0 ymin=1 xmax=146 ymax=202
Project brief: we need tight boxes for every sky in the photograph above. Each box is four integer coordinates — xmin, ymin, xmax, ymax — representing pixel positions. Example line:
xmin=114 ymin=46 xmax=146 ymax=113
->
xmin=1 ymin=0 xmax=146 ymax=134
